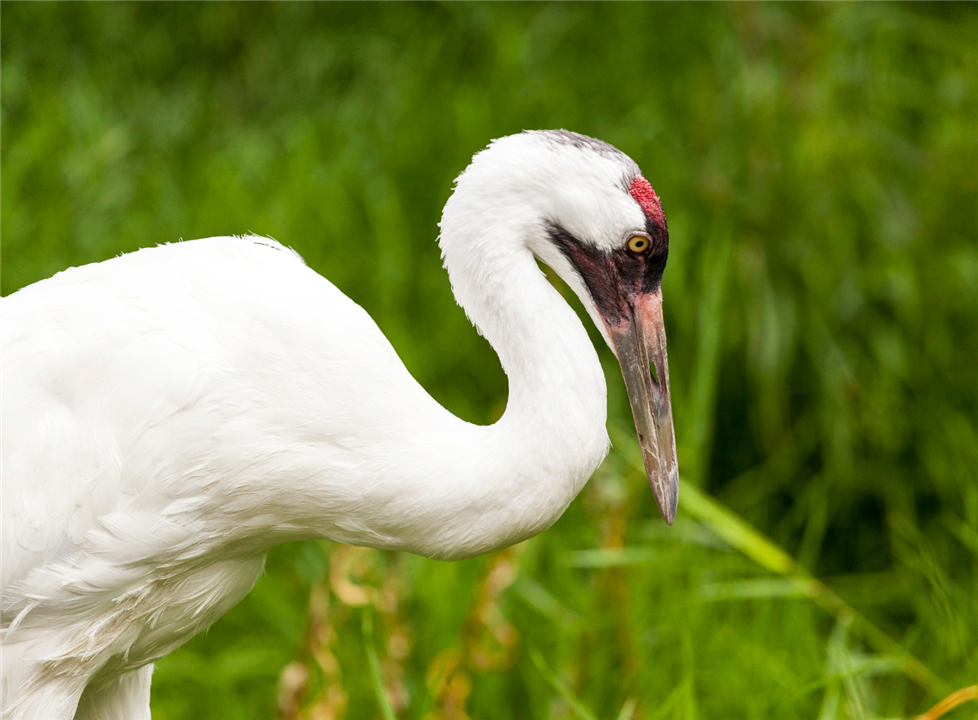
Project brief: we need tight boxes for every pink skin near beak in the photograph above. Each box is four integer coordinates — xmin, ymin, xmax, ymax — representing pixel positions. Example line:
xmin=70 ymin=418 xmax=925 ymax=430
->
xmin=606 ymin=289 xmax=679 ymax=523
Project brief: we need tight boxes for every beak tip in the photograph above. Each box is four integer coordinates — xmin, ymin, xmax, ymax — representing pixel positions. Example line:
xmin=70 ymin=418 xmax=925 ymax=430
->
xmin=653 ymin=469 xmax=679 ymax=525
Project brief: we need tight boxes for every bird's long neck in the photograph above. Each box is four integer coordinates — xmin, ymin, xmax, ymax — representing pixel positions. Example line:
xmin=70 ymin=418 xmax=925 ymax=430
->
xmin=413 ymin=210 xmax=609 ymax=558
xmin=227 ymin=170 xmax=611 ymax=561
xmin=450 ymin=226 xmax=608 ymax=437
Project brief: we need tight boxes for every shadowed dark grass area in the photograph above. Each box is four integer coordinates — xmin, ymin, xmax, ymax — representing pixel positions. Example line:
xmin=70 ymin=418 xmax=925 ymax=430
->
xmin=2 ymin=4 xmax=976 ymax=719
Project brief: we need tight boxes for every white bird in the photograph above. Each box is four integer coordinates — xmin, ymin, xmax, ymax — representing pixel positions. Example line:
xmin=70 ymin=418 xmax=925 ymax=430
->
xmin=0 ymin=130 xmax=678 ymax=719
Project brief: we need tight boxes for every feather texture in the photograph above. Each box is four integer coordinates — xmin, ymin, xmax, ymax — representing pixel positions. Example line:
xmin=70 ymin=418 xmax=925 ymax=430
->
xmin=0 ymin=131 xmax=658 ymax=718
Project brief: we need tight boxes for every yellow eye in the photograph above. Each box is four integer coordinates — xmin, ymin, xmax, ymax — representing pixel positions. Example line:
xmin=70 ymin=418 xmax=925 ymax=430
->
xmin=627 ymin=235 xmax=650 ymax=253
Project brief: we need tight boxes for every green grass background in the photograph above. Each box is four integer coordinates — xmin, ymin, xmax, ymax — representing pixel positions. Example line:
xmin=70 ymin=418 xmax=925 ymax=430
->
xmin=2 ymin=4 xmax=977 ymax=719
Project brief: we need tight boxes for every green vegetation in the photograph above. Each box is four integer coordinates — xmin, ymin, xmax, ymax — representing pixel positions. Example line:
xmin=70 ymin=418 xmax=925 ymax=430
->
xmin=3 ymin=4 xmax=977 ymax=719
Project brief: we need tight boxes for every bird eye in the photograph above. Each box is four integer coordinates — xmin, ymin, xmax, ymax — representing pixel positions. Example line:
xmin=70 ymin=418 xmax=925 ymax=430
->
xmin=627 ymin=236 xmax=650 ymax=253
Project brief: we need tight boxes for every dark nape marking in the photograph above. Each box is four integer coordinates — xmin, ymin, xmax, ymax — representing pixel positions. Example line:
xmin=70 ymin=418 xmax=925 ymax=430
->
xmin=531 ymin=130 xmax=638 ymax=168
xmin=250 ymin=239 xmax=284 ymax=251
xmin=546 ymin=222 xmax=668 ymax=325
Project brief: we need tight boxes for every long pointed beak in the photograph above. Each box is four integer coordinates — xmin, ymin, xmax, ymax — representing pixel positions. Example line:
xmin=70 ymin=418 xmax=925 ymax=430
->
xmin=607 ymin=290 xmax=679 ymax=523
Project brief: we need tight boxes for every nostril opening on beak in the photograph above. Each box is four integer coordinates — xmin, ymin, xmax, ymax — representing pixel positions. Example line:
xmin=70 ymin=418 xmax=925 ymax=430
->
xmin=648 ymin=361 xmax=660 ymax=391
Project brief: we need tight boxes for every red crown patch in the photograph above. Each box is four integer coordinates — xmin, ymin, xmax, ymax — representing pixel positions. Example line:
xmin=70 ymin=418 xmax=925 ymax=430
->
xmin=628 ymin=175 xmax=665 ymax=228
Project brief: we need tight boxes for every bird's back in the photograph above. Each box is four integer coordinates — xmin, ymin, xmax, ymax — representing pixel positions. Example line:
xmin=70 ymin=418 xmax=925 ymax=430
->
xmin=4 ymin=238 xmax=325 ymax=587
xmin=1 ymin=237 xmax=441 ymax=706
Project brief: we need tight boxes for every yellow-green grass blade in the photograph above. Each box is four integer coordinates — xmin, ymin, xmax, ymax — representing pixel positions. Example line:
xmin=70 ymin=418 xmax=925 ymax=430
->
xmin=528 ymin=647 xmax=600 ymax=720
xmin=362 ymin=608 xmax=397 ymax=720
xmin=609 ymin=423 xmax=951 ymax=698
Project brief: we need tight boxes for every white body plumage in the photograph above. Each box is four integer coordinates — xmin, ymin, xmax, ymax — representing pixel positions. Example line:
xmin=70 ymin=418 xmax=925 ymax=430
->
xmin=1 ymin=131 xmax=676 ymax=719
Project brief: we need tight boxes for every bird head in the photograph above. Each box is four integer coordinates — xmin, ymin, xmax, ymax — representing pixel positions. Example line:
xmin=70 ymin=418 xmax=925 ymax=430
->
xmin=442 ymin=130 xmax=679 ymax=524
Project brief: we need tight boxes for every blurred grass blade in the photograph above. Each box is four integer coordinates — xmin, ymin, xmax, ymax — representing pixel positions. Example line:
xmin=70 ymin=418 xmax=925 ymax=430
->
xmin=528 ymin=647 xmax=599 ymax=720
xmin=644 ymin=683 xmax=688 ymax=720
xmin=511 ymin=576 xmax=580 ymax=628
xmin=615 ymin=697 xmax=638 ymax=720
xmin=684 ymin=216 xmax=731 ymax=484
xmin=562 ymin=546 xmax=658 ymax=568
xmin=609 ymin=423 xmax=951 ymax=698
xmin=362 ymin=608 xmax=397 ymax=720
xmin=917 ymin=684 xmax=978 ymax=720
xmin=941 ymin=512 xmax=978 ymax=557
xmin=698 ymin=577 xmax=812 ymax=601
